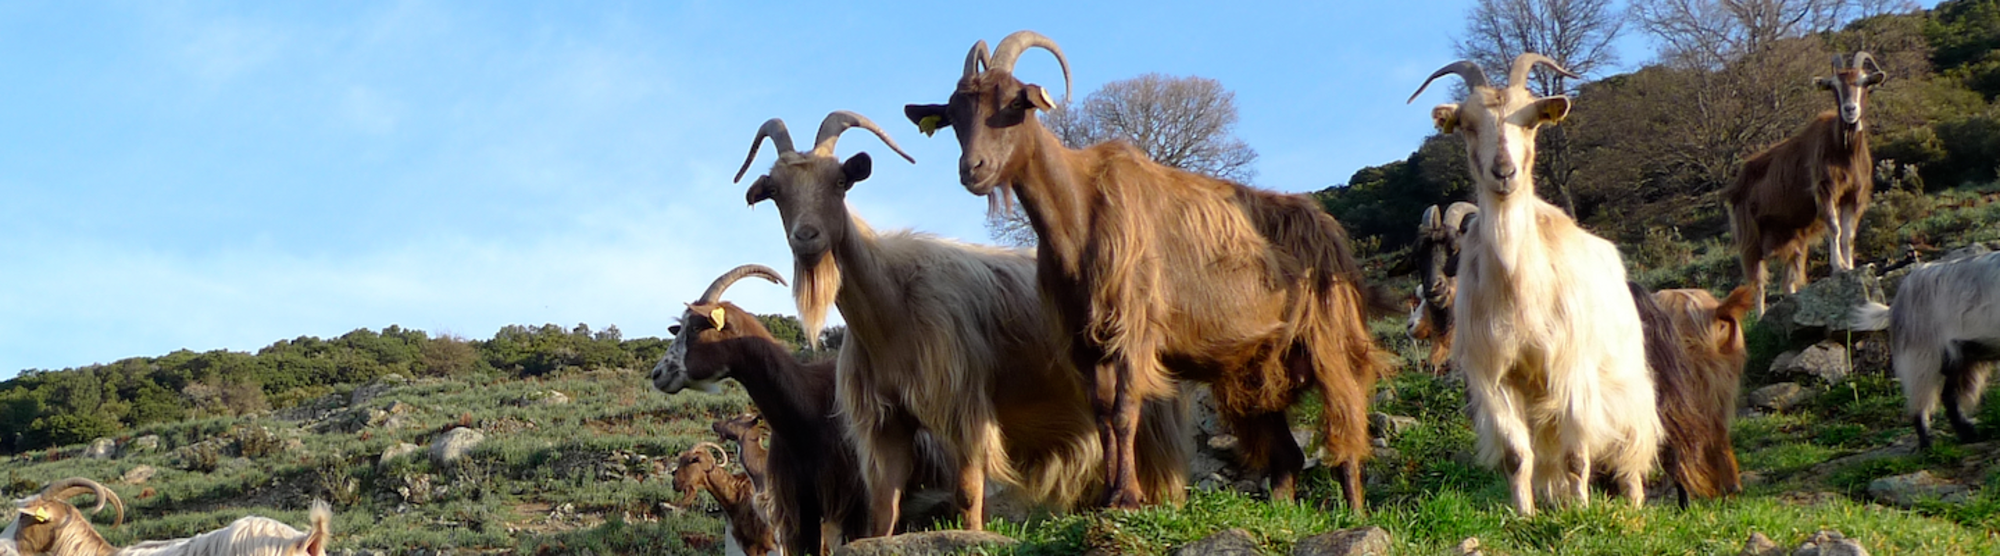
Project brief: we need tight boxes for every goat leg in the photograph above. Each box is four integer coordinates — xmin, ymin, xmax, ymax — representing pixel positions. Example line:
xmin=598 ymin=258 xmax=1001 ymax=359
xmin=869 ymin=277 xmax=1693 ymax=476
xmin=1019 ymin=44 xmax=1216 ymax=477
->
xmin=1098 ymin=358 xmax=1147 ymax=510
xmin=956 ymin=456 xmax=987 ymax=531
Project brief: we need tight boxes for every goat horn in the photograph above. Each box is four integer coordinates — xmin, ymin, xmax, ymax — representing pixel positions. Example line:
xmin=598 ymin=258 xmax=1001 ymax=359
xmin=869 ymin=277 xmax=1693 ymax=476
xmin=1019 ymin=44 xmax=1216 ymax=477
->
xmin=733 ymin=118 xmax=797 ymax=184
xmin=42 ymin=477 xmax=124 ymax=527
xmin=988 ymin=30 xmax=1072 ymax=103
xmin=1508 ymin=53 xmax=1579 ymax=93
xmin=963 ymin=39 xmax=990 ymax=79
xmin=812 ymin=110 xmax=918 ymax=164
xmin=1831 ymin=53 xmax=1845 ymax=70
xmin=694 ymin=441 xmax=730 ymax=468
xmin=1852 ymin=51 xmax=1881 ymax=74
xmin=1420 ymin=205 xmax=1442 ymax=231
xmin=697 ymin=264 xmax=787 ymax=305
xmin=1443 ymin=202 xmax=1479 ymax=232
xmin=1407 ymin=60 xmax=1489 ymax=103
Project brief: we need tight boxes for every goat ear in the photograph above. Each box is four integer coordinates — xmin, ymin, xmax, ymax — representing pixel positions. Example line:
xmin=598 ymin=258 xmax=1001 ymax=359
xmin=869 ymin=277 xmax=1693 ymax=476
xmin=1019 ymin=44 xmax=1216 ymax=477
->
xmin=1533 ymin=96 xmax=1571 ymax=127
xmin=1815 ymin=76 xmax=1836 ymax=90
xmin=842 ymin=152 xmax=873 ymax=188
xmin=1431 ymin=104 xmax=1460 ymax=134
xmin=1718 ymin=285 xmax=1757 ymax=322
xmin=1864 ymin=71 xmax=1887 ymax=87
xmin=1021 ymin=84 xmax=1056 ymax=111
xmin=906 ymin=104 xmax=952 ymax=137
xmin=745 ymin=175 xmax=773 ymax=206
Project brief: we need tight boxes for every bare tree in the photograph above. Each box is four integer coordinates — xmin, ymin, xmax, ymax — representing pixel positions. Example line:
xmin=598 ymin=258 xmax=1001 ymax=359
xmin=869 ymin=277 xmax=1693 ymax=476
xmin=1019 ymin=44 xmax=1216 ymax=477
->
xmin=988 ymin=73 xmax=1258 ymax=246
xmin=1632 ymin=0 xmax=1891 ymax=67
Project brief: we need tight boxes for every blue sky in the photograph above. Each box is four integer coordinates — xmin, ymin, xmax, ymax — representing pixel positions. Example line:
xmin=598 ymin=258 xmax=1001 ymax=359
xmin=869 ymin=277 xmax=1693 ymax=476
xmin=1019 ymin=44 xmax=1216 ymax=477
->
xmin=0 ymin=0 xmax=1669 ymax=377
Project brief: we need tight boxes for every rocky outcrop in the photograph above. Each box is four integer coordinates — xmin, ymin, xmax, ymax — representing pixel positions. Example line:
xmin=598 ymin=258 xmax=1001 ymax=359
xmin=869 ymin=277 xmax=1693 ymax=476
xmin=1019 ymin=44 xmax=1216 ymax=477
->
xmin=831 ymin=530 xmax=1017 ymax=556
xmin=431 ymin=427 xmax=486 ymax=466
xmin=1867 ymin=470 xmax=1971 ymax=508
xmin=1291 ymin=526 xmax=1390 ymax=556
xmin=1173 ymin=529 xmax=1260 ymax=556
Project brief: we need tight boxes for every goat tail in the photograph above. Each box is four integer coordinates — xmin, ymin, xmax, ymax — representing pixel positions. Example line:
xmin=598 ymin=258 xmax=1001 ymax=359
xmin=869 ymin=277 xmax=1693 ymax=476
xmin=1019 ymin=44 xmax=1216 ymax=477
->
xmin=1851 ymin=301 xmax=1893 ymax=331
xmin=300 ymin=500 xmax=333 ymax=556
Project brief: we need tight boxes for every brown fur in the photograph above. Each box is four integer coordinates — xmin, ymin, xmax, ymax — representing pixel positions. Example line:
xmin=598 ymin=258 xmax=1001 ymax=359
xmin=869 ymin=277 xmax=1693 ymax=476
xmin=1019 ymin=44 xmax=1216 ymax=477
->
xmin=6 ymin=478 xmax=123 ymax=556
xmin=714 ymin=413 xmax=771 ymax=493
xmin=671 ymin=445 xmax=775 ymax=556
xmin=908 ymin=37 xmax=1393 ymax=511
xmin=1639 ymin=285 xmax=1756 ymax=505
xmin=1726 ymin=56 xmax=1883 ymax=314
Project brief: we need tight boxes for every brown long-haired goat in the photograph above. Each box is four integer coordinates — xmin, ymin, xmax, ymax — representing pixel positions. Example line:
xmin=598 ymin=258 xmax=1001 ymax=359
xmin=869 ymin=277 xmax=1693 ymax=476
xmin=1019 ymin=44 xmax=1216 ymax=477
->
xmin=1638 ymin=285 xmax=1757 ymax=507
xmin=4 ymin=477 xmax=125 ymax=556
xmin=1727 ymin=52 xmax=1886 ymax=314
xmin=714 ymin=412 xmax=771 ymax=494
xmin=670 ymin=442 xmax=774 ymax=556
xmin=907 ymin=31 xmax=1395 ymax=511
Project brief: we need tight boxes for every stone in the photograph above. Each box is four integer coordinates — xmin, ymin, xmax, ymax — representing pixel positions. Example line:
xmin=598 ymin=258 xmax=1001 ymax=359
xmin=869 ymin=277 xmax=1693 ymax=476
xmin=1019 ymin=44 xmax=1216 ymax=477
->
xmin=1741 ymin=532 xmax=1782 ymax=556
xmin=831 ymin=530 xmax=1017 ymax=556
xmin=380 ymin=442 xmax=422 ymax=467
xmin=350 ymin=373 xmax=408 ymax=406
xmin=122 ymin=435 xmax=161 ymax=457
xmin=1368 ymin=413 xmax=1420 ymax=439
xmin=121 ymin=465 xmax=157 ymax=485
xmin=1776 ymin=342 xmax=1851 ymax=384
xmin=1750 ymin=383 xmax=1807 ymax=412
xmin=83 ymin=438 xmax=117 ymax=459
xmin=1759 ymin=266 xmax=1884 ymax=341
xmin=1454 ymin=537 xmax=1485 ymax=556
xmin=1291 ymin=526 xmax=1390 ymax=556
xmin=1171 ymin=528 xmax=1260 ymax=556
xmin=430 ymin=427 xmax=486 ymax=466
xmin=1792 ymin=530 xmax=1869 ymax=556
xmin=1867 ymin=470 xmax=1970 ymax=508
xmin=512 ymin=390 xmax=571 ymax=407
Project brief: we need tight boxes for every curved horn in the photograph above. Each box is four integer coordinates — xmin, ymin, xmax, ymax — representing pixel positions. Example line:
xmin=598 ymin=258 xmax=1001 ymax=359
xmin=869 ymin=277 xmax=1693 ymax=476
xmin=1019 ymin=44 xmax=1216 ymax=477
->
xmin=733 ymin=119 xmax=797 ymax=184
xmin=963 ymin=39 xmax=990 ymax=79
xmin=697 ymin=264 xmax=787 ymax=305
xmin=42 ymin=477 xmax=124 ymax=527
xmin=1831 ymin=53 xmax=1845 ymax=70
xmin=1407 ymin=60 xmax=1490 ymax=103
xmin=1508 ymin=53 xmax=1580 ymax=93
xmin=1852 ymin=51 xmax=1881 ymax=73
xmin=812 ymin=111 xmax=918 ymax=164
xmin=1442 ymin=202 xmax=1479 ymax=232
xmin=694 ymin=441 xmax=730 ymax=468
xmin=1420 ymin=205 xmax=1443 ymax=231
xmin=988 ymin=31 xmax=1073 ymax=103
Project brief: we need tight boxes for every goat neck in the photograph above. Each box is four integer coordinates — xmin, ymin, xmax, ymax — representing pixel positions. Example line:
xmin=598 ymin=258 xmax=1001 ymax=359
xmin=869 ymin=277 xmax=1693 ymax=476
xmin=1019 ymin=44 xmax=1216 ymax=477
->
xmin=822 ymin=215 xmax=909 ymax=343
xmin=995 ymin=125 xmax=1093 ymax=270
xmin=724 ymin=342 xmax=830 ymax=437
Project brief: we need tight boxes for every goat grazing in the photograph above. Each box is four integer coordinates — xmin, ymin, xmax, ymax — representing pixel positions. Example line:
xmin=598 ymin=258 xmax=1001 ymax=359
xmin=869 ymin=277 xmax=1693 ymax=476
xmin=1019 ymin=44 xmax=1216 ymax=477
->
xmin=1852 ymin=251 xmax=2000 ymax=449
xmin=736 ymin=110 xmax=1188 ymax=528
xmin=1410 ymin=54 xmax=1663 ymax=514
xmin=1727 ymin=52 xmax=1887 ymax=314
xmin=906 ymin=31 xmax=1394 ymax=511
xmin=649 ymin=264 xmax=870 ymax=554
xmin=1408 ymin=202 xmax=1479 ymax=372
xmin=714 ymin=412 xmax=771 ymax=494
xmin=5 ymin=477 xmax=125 ymax=556
xmin=1640 ymin=285 xmax=1757 ymax=506
xmin=670 ymin=442 xmax=775 ymax=556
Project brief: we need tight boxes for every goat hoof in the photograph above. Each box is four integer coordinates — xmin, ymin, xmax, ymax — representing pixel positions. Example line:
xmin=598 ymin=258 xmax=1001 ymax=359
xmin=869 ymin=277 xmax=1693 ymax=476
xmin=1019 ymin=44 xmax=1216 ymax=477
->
xmin=1102 ymin=489 xmax=1144 ymax=510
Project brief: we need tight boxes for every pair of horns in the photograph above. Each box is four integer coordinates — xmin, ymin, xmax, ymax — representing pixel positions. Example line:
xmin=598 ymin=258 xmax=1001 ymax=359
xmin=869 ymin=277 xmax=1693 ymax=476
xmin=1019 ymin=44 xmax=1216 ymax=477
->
xmin=39 ymin=477 xmax=125 ymax=526
xmin=697 ymin=264 xmax=786 ymax=305
xmin=732 ymin=111 xmax=917 ymax=183
xmin=961 ymin=30 xmax=1075 ymax=104
xmin=1406 ymin=53 xmax=1581 ymax=103
xmin=1422 ymin=202 xmax=1479 ymax=232
xmin=693 ymin=441 xmax=731 ymax=468
xmin=1833 ymin=51 xmax=1882 ymax=74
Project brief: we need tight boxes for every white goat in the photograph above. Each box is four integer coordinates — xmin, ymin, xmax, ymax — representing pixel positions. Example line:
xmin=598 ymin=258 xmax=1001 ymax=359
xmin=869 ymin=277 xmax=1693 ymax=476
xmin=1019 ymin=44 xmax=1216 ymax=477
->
xmin=113 ymin=501 xmax=331 ymax=556
xmin=1853 ymin=250 xmax=2000 ymax=449
xmin=1410 ymin=54 xmax=1663 ymax=515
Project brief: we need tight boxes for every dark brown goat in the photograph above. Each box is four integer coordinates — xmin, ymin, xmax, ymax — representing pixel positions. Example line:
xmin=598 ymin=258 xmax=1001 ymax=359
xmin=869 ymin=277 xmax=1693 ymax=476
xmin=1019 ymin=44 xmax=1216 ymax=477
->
xmin=1637 ymin=285 xmax=1756 ymax=507
xmin=670 ymin=442 xmax=775 ymax=556
xmin=907 ymin=31 xmax=1395 ymax=511
xmin=714 ymin=412 xmax=771 ymax=494
xmin=1406 ymin=203 xmax=1478 ymax=373
xmin=649 ymin=265 xmax=868 ymax=554
xmin=1726 ymin=52 xmax=1886 ymax=314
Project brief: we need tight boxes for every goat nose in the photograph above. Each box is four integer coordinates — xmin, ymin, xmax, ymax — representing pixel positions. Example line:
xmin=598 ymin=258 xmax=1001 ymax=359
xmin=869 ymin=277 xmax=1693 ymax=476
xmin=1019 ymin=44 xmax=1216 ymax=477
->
xmin=1491 ymin=160 xmax=1517 ymax=181
xmin=792 ymin=227 xmax=821 ymax=243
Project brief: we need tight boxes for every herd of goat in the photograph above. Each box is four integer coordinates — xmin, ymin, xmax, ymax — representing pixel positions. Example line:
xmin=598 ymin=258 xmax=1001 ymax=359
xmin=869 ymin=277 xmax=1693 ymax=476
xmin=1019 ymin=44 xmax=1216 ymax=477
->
xmin=10 ymin=29 xmax=2000 ymax=556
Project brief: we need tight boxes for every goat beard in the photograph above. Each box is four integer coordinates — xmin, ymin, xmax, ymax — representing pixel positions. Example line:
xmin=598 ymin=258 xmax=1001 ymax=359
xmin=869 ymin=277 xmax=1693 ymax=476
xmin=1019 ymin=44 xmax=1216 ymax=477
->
xmin=793 ymin=253 xmax=842 ymax=349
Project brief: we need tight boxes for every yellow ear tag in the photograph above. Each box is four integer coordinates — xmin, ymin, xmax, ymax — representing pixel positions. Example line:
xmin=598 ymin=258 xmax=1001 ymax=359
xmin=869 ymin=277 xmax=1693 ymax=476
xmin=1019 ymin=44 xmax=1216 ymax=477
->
xmin=918 ymin=115 xmax=943 ymax=137
xmin=31 ymin=506 xmax=51 ymax=521
xmin=710 ymin=307 xmax=727 ymax=331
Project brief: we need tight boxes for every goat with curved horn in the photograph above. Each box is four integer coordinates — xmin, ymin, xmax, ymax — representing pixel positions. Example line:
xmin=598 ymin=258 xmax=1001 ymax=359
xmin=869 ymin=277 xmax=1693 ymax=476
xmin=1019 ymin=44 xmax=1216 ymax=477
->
xmin=735 ymin=119 xmax=798 ymax=183
xmin=812 ymin=111 xmax=917 ymax=163
xmin=42 ymin=477 xmax=125 ymax=526
xmin=1407 ymin=60 xmax=1490 ymax=103
xmin=698 ymin=264 xmax=787 ymax=305
xmin=696 ymin=441 xmax=733 ymax=468
xmin=988 ymin=30 xmax=1072 ymax=102
xmin=963 ymin=39 xmax=990 ymax=78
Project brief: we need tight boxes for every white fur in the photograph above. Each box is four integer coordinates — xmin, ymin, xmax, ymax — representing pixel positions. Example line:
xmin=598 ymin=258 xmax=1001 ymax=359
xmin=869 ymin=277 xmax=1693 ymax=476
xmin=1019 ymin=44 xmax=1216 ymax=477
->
xmin=1852 ymin=251 xmax=2000 ymax=442
xmin=114 ymin=501 xmax=330 ymax=556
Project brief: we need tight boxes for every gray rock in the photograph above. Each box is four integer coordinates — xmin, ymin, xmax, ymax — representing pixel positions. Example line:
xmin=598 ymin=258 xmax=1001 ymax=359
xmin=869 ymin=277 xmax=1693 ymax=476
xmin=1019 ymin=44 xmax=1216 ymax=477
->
xmin=831 ymin=530 xmax=1018 ymax=556
xmin=430 ymin=427 xmax=486 ymax=466
xmin=1368 ymin=413 xmax=1420 ymax=439
xmin=1742 ymin=532 xmax=1782 ymax=556
xmin=1454 ymin=537 xmax=1485 ymax=556
xmin=1172 ymin=528 xmax=1260 ymax=556
xmin=1867 ymin=470 xmax=1970 ymax=508
xmin=1793 ymin=530 xmax=1869 ymax=556
xmin=83 ymin=438 xmax=116 ymax=459
xmin=1776 ymin=342 xmax=1851 ymax=384
xmin=380 ymin=442 xmax=422 ymax=467
xmin=1750 ymin=383 xmax=1807 ymax=412
xmin=122 ymin=435 xmax=161 ymax=457
xmin=512 ymin=390 xmax=571 ymax=407
xmin=350 ymin=373 xmax=408 ymax=406
xmin=1291 ymin=526 xmax=1390 ymax=556
xmin=121 ymin=465 xmax=156 ymax=485
xmin=1760 ymin=267 xmax=1884 ymax=340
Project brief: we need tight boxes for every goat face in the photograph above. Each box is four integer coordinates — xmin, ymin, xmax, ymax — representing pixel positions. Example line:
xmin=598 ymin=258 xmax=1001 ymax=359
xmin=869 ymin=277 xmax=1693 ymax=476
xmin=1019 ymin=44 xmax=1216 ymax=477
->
xmin=713 ymin=412 xmax=762 ymax=443
xmin=668 ymin=444 xmax=728 ymax=508
xmin=1410 ymin=56 xmax=1576 ymax=199
xmin=651 ymin=302 xmax=761 ymax=395
xmin=746 ymin=156 xmax=870 ymax=268
xmin=1817 ymin=52 xmax=1887 ymax=128
xmin=906 ymin=31 xmax=1070 ymax=196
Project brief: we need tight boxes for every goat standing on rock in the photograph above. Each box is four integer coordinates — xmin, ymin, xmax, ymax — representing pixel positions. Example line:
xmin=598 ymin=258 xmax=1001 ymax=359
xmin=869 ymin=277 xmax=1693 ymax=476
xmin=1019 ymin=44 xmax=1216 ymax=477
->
xmin=1728 ymin=52 xmax=1887 ymax=314
xmin=1411 ymin=54 xmax=1663 ymax=515
xmin=907 ymin=31 xmax=1395 ymax=512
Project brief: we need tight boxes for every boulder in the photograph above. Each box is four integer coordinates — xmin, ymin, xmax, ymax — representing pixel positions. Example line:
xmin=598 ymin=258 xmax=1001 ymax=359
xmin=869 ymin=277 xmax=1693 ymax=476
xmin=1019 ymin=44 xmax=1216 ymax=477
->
xmin=511 ymin=390 xmax=571 ymax=407
xmin=121 ymin=435 xmax=161 ymax=457
xmin=1291 ymin=526 xmax=1390 ymax=556
xmin=1774 ymin=342 xmax=1850 ymax=384
xmin=1172 ymin=528 xmax=1260 ymax=556
xmin=831 ymin=530 xmax=1017 ymax=556
xmin=121 ymin=465 xmax=157 ymax=485
xmin=1792 ymin=530 xmax=1869 ymax=556
xmin=380 ymin=442 xmax=422 ymax=467
xmin=1749 ymin=383 xmax=1808 ymax=412
xmin=350 ymin=373 xmax=408 ymax=406
xmin=1741 ymin=532 xmax=1782 ymax=556
xmin=83 ymin=438 xmax=117 ymax=459
xmin=1759 ymin=266 xmax=1884 ymax=341
xmin=430 ymin=427 xmax=486 ymax=466
xmin=1454 ymin=538 xmax=1485 ymax=556
xmin=1368 ymin=413 xmax=1420 ymax=440
xmin=1867 ymin=470 xmax=1970 ymax=508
